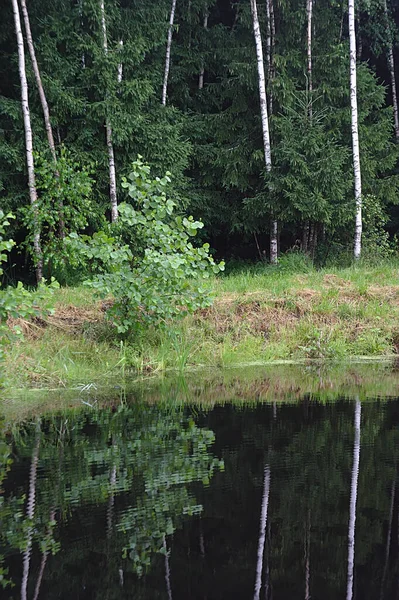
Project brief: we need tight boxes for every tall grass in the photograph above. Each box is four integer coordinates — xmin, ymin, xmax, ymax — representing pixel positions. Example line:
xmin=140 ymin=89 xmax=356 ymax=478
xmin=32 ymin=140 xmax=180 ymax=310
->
xmin=5 ymin=258 xmax=399 ymax=389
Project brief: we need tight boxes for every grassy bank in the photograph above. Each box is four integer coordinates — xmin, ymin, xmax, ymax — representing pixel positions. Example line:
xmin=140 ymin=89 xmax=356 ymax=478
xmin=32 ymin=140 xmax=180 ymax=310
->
xmin=5 ymin=260 xmax=399 ymax=389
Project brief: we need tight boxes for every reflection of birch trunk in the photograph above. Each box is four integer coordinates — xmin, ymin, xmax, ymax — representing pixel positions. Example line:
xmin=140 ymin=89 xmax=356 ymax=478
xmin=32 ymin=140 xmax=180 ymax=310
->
xmin=379 ymin=473 xmax=396 ymax=600
xmin=21 ymin=422 xmax=41 ymax=600
xmin=106 ymin=463 xmax=117 ymax=538
xmin=304 ymin=510 xmax=311 ymax=600
xmin=346 ymin=400 xmax=361 ymax=600
xmin=199 ymin=518 xmax=205 ymax=557
xmin=32 ymin=509 xmax=56 ymax=600
xmin=254 ymin=464 xmax=271 ymax=600
xmin=162 ymin=0 xmax=177 ymax=105
xmin=163 ymin=536 xmax=173 ymax=600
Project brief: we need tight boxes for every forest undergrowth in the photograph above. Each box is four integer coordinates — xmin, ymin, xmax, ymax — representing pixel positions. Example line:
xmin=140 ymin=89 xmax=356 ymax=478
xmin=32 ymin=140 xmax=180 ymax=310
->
xmin=5 ymin=259 xmax=399 ymax=390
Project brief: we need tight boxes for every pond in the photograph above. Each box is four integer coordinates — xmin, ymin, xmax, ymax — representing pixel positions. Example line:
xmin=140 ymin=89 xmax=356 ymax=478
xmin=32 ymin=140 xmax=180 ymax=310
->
xmin=1 ymin=363 xmax=399 ymax=599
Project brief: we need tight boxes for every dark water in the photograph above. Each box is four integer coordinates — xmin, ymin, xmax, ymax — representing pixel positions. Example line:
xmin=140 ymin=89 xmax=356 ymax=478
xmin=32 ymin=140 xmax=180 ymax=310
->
xmin=1 ymin=392 xmax=399 ymax=599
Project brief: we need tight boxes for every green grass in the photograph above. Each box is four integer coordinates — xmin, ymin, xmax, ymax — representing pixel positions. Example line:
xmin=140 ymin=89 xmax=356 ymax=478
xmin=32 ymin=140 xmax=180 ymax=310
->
xmin=4 ymin=258 xmax=399 ymax=390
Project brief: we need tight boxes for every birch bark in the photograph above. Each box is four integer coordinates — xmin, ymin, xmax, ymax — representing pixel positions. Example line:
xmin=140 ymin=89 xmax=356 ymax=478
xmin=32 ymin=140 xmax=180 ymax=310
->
xmin=11 ymin=0 xmax=43 ymax=281
xmin=346 ymin=400 xmax=361 ymax=600
xmin=383 ymin=0 xmax=399 ymax=141
xmin=162 ymin=0 xmax=177 ymax=105
xmin=306 ymin=0 xmax=313 ymax=118
xmin=100 ymin=0 xmax=118 ymax=222
xmin=117 ymin=39 xmax=123 ymax=85
xmin=254 ymin=464 xmax=271 ymax=600
xmin=250 ymin=0 xmax=277 ymax=263
xmin=348 ymin=0 xmax=362 ymax=259
xmin=198 ymin=10 xmax=208 ymax=90
xmin=20 ymin=0 xmax=56 ymax=163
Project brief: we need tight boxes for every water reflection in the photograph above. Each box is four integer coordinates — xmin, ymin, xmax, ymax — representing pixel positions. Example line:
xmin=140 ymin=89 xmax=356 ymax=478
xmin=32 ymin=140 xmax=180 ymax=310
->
xmin=1 ymin=394 xmax=399 ymax=599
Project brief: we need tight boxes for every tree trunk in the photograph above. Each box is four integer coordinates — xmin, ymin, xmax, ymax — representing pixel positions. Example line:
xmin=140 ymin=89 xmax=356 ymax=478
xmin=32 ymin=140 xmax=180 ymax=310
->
xmin=21 ymin=421 xmax=41 ymax=600
xmin=20 ymin=0 xmax=56 ymax=162
xmin=11 ymin=0 xmax=42 ymax=282
xmin=265 ymin=0 xmax=275 ymax=115
xmin=306 ymin=0 xmax=313 ymax=118
xmin=162 ymin=0 xmax=177 ymax=106
xmin=117 ymin=39 xmax=123 ymax=84
xmin=100 ymin=0 xmax=118 ymax=222
xmin=198 ymin=10 xmax=208 ymax=90
xmin=346 ymin=400 xmax=361 ymax=600
xmin=19 ymin=0 xmax=66 ymax=238
xmin=254 ymin=464 xmax=271 ymax=600
xmin=250 ymin=0 xmax=277 ymax=264
xmin=383 ymin=0 xmax=399 ymax=141
xmin=348 ymin=0 xmax=362 ymax=259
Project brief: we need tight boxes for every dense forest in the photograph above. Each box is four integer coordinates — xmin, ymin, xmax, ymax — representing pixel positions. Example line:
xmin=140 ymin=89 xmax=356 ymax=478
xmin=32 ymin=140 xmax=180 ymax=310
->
xmin=2 ymin=0 xmax=399 ymax=282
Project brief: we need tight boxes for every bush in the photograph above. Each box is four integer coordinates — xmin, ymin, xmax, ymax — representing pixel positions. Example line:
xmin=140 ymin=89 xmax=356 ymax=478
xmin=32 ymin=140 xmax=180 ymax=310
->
xmin=66 ymin=158 xmax=224 ymax=334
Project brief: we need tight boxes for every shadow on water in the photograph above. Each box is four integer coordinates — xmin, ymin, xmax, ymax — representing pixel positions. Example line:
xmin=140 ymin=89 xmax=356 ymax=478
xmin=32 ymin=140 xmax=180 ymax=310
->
xmin=2 ymin=362 xmax=399 ymax=598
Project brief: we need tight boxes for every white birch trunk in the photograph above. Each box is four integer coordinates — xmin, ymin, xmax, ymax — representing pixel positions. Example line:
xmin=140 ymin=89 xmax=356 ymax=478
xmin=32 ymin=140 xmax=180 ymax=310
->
xmin=20 ymin=0 xmax=66 ymax=238
xmin=346 ymin=400 xmax=361 ymax=600
xmin=80 ymin=0 xmax=85 ymax=68
xmin=254 ymin=464 xmax=271 ymax=600
xmin=306 ymin=0 xmax=313 ymax=119
xmin=383 ymin=0 xmax=399 ymax=140
xmin=117 ymin=39 xmax=123 ymax=84
xmin=265 ymin=0 xmax=275 ymax=115
xmin=162 ymin=0 xmax=177 ymax=106
xmin=20 ymin=0 xmax=56 ymax=163
xmin=348 ymin=0 xmax=362 ymax=259
xmin=198 ymin=11 xmax=208 ymax=90
xmin=250 ymin=0 xmax=277 ymax=264
xmin=11 ymin=0 xmax=42 ymax=282
xmin=100 ymin=0 xmax=118 ymax=222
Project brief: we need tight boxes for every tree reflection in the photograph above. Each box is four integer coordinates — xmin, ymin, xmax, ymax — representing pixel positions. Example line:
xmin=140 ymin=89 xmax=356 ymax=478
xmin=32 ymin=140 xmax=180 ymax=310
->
xmin=0 ymin=404 xmax=223 ymax=597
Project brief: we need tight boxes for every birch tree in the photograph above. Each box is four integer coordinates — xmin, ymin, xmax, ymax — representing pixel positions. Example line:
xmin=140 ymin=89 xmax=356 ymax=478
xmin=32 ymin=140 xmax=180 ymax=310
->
xmin=306 ymin=0 xmax=313 ymax=118
xmin=11 ymin=0 xmax=43 ymax=281
xmin=250 ymin=0 xmax=278 ymax=264
xmin=383 ymin=0 xmax=399 ymax=141
xmin=162 ymin=0 xmax=177 ymax=106
xmin=348 ymin=0 xmax=362 ymax=258
xmin=19 ymin=0 xmax=67 ymax=238
xmin=19 ymin=0 xmax=56 ymax=163
xmin=198 ymin=10 xmax=208 ymax=90
xmin=100 ymin=0 xmax=118 ymax=222
xmin=254 ymin=464 xmax=271 ymax=600
xmin=346 ymin=400 xmax=361 ymax=600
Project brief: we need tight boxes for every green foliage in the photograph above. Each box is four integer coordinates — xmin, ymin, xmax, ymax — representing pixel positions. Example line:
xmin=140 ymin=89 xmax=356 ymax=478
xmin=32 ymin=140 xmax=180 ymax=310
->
xmin=67 ymin=158 xmax=224 ymax=333
xmin=361 ymin=194 xmax=394 ymax=260
xmin=0 ymin=211 xmax=57 ymax=366
xmin=21 ymin=149 xmax=95 ymax=282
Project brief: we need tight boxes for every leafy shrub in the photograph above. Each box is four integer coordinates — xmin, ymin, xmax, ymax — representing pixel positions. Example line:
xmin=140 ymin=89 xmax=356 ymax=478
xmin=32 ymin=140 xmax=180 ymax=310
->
xmin=0 ymin=211 xmax=57 ymax=364
xmin=66 ymin=158 xmax=224 ymax=334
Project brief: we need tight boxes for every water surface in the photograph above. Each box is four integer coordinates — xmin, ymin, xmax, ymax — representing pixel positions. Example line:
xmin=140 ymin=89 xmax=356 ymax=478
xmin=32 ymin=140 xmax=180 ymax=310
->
xmin=1 ymin=367 xmax=399 ymax=599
